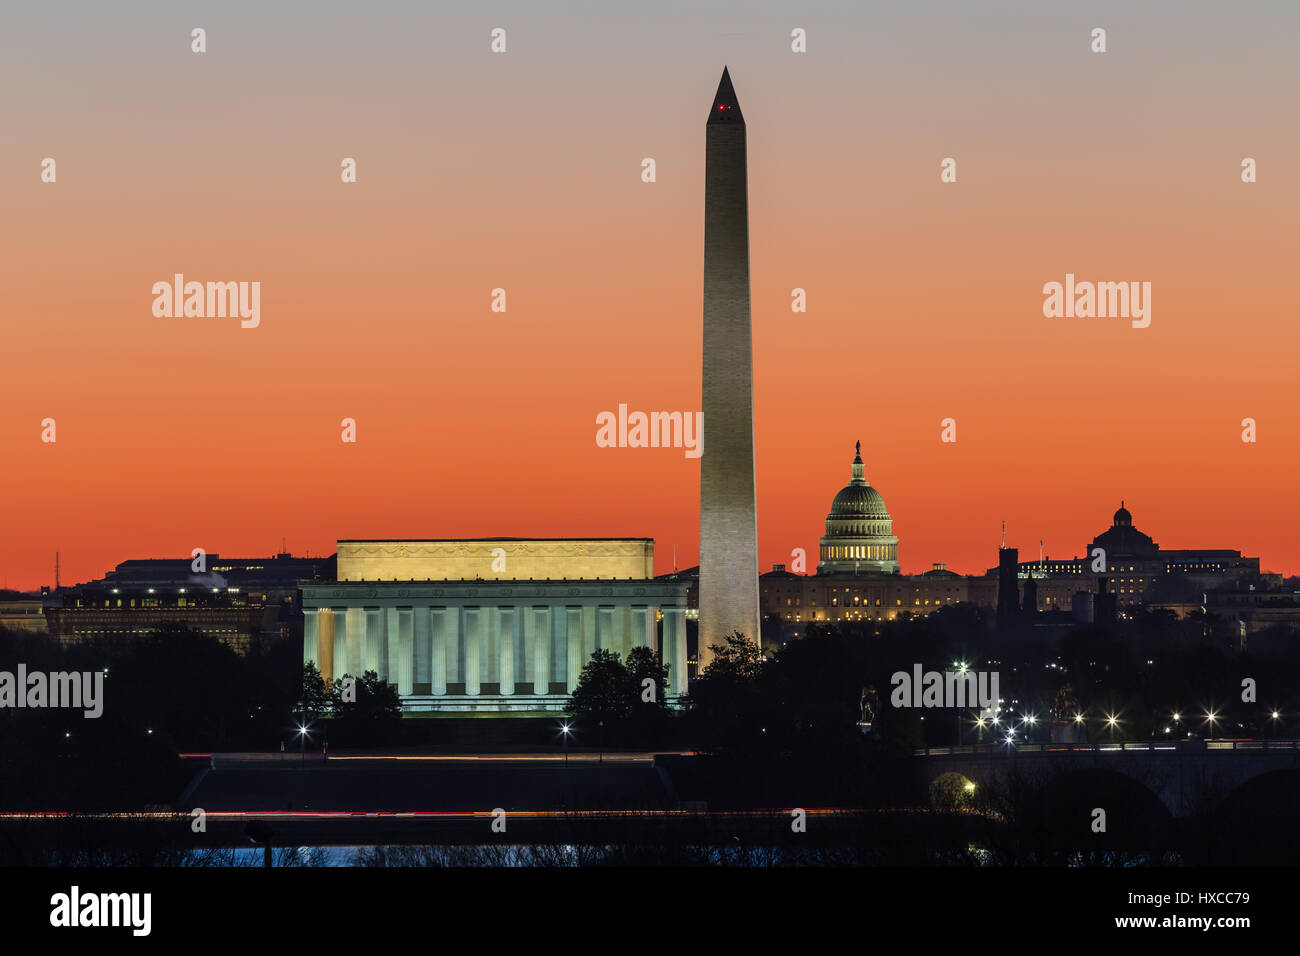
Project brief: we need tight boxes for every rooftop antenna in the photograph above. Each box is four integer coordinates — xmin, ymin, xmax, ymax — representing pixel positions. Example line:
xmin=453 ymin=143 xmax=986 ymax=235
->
xmin=1039 ymin=539 xmax=1044 ymax=565
xmin=672 ymin=543 xmax=678 ymax=574
xmin=1000 ymin=520 xmax=1006 ymax=549
xmin=55 ymin=551 xmax=60 ymax=590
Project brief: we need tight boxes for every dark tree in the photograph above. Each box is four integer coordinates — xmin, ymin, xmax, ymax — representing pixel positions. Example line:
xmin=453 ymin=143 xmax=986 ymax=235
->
xmin=299 ymin=661 xmax=331 ymax=719
xmin=567 ymin=649 xmax=634 ymax=727
xmin=625 ymin=646 xmax=670 ymax=709
xmin=624 ymin=646 xmax=671 ymax=743
xmin=330 ymin=670 xmax=402 ymax=744
xmin=685 ymin=631 xmax=766 ymax=753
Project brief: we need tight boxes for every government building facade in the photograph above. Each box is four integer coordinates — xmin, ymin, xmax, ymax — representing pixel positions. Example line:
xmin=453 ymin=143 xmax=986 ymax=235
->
xmin=752 ymin=442 xmax=1273 ymax=634
xmin=761 ymin=443 xmax=995 ymax=628
xmin=301 ymin=538 xmax=690 ymax=714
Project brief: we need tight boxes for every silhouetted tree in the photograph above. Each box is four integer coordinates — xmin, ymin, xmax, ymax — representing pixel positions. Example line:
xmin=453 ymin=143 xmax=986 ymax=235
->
xmin=299 ymin=661 xmax=330 ymax=719
xmin=568 ymin=650 xmax=634 ymax=726
xmin=330 ymin=670 xmax=401 ymax=744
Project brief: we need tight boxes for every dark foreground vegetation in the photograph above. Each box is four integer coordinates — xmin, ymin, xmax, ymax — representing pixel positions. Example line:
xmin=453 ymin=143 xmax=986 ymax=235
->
xmin=2 ymin=601 xmax=1298 ymax=865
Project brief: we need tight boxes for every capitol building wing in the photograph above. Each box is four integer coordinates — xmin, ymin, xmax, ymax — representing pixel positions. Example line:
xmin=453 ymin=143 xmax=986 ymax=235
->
xmin=302 ymin=539 xmax=689 ymax=714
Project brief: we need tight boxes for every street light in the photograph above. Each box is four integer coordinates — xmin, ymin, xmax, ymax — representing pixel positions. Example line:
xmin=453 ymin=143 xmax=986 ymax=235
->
xmin=559 ymin=721 xmax=571 ymax=767
xmin=1204 ymin=710 xmax=1218 ymax=738
xmin=297 ymin=723 xmax=311 ymax=768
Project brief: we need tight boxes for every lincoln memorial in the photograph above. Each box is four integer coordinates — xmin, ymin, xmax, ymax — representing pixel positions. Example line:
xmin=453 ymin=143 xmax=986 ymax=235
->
xmin=301 ymin=538 xmax=690 ymax=714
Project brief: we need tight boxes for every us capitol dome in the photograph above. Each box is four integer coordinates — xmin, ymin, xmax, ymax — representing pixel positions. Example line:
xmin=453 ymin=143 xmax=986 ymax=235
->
xmin=817 ymin=441 xmax=900 ymax=574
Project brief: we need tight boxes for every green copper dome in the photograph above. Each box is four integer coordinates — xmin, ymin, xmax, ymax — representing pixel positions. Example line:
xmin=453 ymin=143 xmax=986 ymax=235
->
xmin=830 ymin=483 xmax=891 ymax=519
xmin=818 ymin=441 xmax=900 ymax=574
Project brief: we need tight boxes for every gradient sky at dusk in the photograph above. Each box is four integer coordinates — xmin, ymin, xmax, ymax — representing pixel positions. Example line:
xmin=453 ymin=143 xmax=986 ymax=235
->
xmin=3 ymin=1 xmax=1299 ymax=589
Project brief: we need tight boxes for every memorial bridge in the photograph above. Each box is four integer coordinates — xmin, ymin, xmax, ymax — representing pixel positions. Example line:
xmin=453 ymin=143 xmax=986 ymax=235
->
xmin=915 ymin=739 xmax=1300 ymax=816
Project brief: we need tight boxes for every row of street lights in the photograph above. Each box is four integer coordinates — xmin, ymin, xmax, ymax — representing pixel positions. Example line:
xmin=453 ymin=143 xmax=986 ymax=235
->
xmin=967 ymin=707 xmax=1284 ymax=744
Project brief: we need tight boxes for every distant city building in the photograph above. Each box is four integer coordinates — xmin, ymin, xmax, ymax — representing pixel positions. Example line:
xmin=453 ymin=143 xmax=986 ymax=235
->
xmin=0 ymin=598 xmax=49 ymax=634
xmin=702 ymin=443 xmax=1278 ymax=638
xmin=301 ymin=539 xmax=689 ymax=714
xmin=996 ymin=547 xmax=1020 ymax=626
xmin=44 ymin=591 xmax=277 ymax=654
xmin=41 ymin=552 xmax=333 ymax=653
xmin=1175 ymin=589 xmax=1300 ymax=636
xmin=818 ymin=442 xmax=900 ymax=574
xmin=759 ymin=444 xmax=993 ymax=629
xmin=1007 ymin=503 xmax=1267 ymax=614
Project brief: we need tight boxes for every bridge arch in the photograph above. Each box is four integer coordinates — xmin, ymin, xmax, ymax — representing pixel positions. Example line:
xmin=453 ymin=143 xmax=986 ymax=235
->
xmin=1201 ymin=768 xmax=1300 ymax=865
xmin=927 ymin=771 xmax=978 ymax=809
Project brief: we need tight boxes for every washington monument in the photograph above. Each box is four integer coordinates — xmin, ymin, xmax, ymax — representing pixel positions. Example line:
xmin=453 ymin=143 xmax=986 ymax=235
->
xmin=699 ymin=67 xmax=760 ymax=668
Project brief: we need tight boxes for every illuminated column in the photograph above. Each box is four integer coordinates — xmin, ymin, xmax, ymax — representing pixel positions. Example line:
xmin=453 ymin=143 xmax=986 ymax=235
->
xmin=531 ymin=607 xmax=551 ymax=695
xmin=303 ymin=607 xmax=319 ymax=669
xmin=583 ymin=604 xmax=597 ymax=662
xmin=343 ymin=607 xmax=362 ymax=678
xmin=429 ymin=608 xmax=448 ymax=696
xmin=566 ymin=607 xmax=583 ymax=693
xmin=597 ymin=606 xmax=614 ymax=653
xmin=397 ymin=607 xmax=413 ymax=696
xmin=485 ymin=606 xmax=500 ymax=692
xmin=384 ymin=607 xmax=399 ymax=682
xmin=498 ymin=606 xmax=516 ymax=695
xmin=551 ymin=604 xmax=567 ymax=690
xmin=414 ymin=607 xmax=431 ymax=690
xmin=647 ymin=605 xmax=660 ymax=655
xmin=317 ymin=610 xmax=335 ymax=685
xmin=663 ymin=606 xmax=687 ymax=696
xmin=445 ymin=607 xmax=460 ymax=689
xmin=464 ymin=608 xmax=481 ymax=696
xmin=330 ymin=608 xmax=347 ymax=681
xmin=631 ymin=606 xmax=648 ymax=657
xmin=616 ymin=605 xmax=630 ymax=658
xmin=364 ymin=608 xmax=383 ymax=677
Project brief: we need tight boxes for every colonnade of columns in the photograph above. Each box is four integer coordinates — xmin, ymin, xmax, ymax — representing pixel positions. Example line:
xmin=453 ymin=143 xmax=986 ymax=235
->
xmin=303 ymin=602 xmax=689 ymax=701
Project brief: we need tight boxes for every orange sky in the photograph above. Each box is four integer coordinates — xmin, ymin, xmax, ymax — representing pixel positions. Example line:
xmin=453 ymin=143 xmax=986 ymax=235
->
xmin=2 ymin=4 xmax=1297 ymax=589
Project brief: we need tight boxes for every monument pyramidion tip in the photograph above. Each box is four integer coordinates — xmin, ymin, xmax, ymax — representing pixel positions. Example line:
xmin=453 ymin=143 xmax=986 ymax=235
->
xmin=707 ymin=66 xmax=744 ymax=125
